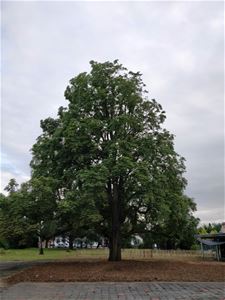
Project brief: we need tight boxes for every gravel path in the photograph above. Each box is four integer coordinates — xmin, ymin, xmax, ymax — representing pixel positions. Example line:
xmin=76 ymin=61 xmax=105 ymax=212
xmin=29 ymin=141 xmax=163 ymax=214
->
xmin=1 ymin=282 xmax=225 ymax=300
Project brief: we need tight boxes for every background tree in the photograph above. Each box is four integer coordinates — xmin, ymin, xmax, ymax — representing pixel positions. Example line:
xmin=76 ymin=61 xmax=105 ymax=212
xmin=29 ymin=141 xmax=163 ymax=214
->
xmin=4 ymin=178 xmax=19 ymax=194
xmin=31 ymin=60 xmax=197 ymax=261
xmin=23 ymin=177 xmax=59 ymax=254
xmin=57 ymin=190 xmax=101 ymax=250
xmin=142 ymin=195 xmax=199 ymax=249
xmin=0 ymin=180 xmax=37 ymax=248
xmin=198 ymin=223 xmax=222 ymax=235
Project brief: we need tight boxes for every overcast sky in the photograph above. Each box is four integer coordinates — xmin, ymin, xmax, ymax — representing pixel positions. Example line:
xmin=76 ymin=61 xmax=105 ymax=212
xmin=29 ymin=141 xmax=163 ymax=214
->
xmin=1 ymin=1 xmax=224 ymax=224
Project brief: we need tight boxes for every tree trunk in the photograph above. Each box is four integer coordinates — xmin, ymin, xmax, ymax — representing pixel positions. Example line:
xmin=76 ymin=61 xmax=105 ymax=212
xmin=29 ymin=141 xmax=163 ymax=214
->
xmin=108 ymin=181 xmax=121 ymax=261
xmin=69 ymin=235 xmax=74 ymax=250
xmin=39 ymin=237 xmax=44 ymax=255
xmin=45 ymin=239 xmax=49 ymax=248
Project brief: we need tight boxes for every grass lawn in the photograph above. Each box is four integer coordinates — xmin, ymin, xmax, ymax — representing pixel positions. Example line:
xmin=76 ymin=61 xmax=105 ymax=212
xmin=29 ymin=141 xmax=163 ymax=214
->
xmin=0 ymin=248 xmax=108 ymax=261
xmin=0 ymin=248 xmax=213 ymax=262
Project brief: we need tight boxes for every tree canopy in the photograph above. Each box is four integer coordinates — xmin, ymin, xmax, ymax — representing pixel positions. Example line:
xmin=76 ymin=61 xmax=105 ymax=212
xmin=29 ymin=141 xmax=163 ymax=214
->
xmin=29 ymin=60 xmax=198 ymax=260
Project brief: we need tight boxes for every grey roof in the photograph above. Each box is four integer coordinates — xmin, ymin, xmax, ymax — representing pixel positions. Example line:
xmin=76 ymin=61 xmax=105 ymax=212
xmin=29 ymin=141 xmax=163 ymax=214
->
xmin=196 ymin=237 xmax=225 ymax=246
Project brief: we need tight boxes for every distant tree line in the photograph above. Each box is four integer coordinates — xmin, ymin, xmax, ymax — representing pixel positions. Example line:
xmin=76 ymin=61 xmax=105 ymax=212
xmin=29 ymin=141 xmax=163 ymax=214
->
xmin=197 ymin=223 xmax=222 ymax=235
xmin=0 ymin=61 xmax=201 ymax=259
xmin=0 ymin=177 xmax=200 ymax=252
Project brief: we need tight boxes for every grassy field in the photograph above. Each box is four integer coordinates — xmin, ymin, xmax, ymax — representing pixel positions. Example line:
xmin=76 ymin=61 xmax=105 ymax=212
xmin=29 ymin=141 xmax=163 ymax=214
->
xmin=0 ymin=248 xmax=215 ymax=262
xmin=0 ymin=248 xmax=107 ymax=261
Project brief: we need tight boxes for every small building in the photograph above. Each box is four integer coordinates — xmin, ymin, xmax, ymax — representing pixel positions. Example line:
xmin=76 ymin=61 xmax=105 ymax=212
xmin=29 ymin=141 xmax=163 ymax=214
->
xmin=195 ymin=222 xmax=225 ymax=261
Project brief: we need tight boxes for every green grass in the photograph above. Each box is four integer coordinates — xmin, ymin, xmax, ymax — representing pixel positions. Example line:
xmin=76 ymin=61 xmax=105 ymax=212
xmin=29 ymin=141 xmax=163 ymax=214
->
xmin=0 ymin=248 xmax=211 ymax=262
xmin=0 ymin=248 xmax=108 ymax=261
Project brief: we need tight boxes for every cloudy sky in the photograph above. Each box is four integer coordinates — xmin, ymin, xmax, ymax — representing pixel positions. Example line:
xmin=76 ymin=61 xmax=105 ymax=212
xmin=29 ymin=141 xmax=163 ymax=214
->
xmin=1 ymin=1 xmax=224 ymax=223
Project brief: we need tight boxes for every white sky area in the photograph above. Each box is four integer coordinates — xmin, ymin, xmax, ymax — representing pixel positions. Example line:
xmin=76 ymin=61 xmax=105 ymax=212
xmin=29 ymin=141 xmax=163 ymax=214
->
xmin=1 ymin=1 xmax=224 ymax=224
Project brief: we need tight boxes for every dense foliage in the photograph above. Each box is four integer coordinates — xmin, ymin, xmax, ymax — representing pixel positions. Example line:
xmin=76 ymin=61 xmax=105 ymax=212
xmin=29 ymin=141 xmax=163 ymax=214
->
xmin=0 ymin=61 xmax=200 ymax=259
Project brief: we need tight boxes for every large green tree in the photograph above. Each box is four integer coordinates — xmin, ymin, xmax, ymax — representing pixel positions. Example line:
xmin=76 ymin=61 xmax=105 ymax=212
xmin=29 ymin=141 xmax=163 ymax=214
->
xmin=31 ymin=60 xmax=194 ymax=261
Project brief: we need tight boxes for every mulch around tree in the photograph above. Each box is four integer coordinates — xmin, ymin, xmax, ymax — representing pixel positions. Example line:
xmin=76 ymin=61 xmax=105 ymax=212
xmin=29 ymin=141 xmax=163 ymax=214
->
xmin=4 ymin=259 xmax=225 ymax=284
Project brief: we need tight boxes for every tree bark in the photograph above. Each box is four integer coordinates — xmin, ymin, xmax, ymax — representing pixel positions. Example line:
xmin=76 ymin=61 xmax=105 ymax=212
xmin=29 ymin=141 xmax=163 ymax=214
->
xmin=69 ymin=235 xmax=74 ymax=250
xmin=39 ymin=237 xmax=44 ymax=255
xmin=108 ymin=181 xmax=121 ymax=261
xmin=45 ymin=239 xmax=49 ymax=248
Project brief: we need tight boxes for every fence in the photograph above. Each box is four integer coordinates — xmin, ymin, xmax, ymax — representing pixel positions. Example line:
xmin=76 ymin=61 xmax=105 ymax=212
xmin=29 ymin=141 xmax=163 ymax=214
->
xmin=74 ymin=248 xmax=215 ymax=260
xmin=121 ymin=249 xmax=215 ymax=260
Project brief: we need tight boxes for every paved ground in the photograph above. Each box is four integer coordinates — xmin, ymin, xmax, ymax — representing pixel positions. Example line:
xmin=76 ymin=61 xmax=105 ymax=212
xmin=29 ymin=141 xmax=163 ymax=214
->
xmin=0 ymin=260 xmax=55 ymax=288
xmin=0 ymin=261 xmax=52 ymax=286
xmin=0 ymin=261 xmax=38 ymax=279
xmin=0 ymin=282 xmax=225 ymax=300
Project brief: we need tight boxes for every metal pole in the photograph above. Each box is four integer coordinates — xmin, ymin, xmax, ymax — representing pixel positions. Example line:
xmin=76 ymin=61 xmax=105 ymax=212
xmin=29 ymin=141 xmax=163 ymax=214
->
xmin=201 ymin=242 xmax=204 ymax=259
xmin=218 ymin=246 xmax=221 ymax=261
xmin=201 ymin=242 xmax=204 ymax=260
xmin=216 ymin=245 xmax=219 ymax=261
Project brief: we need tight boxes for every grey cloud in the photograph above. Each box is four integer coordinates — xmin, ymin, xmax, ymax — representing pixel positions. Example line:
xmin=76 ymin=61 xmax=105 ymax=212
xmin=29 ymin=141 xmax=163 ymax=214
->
xmin=1 ymin=1 xmax=224 ymax=224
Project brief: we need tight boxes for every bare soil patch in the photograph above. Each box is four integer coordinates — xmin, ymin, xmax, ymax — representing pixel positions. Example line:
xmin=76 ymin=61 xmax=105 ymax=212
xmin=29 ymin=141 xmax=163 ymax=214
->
xmin=4 ymin=259 xmax=225 ymax=284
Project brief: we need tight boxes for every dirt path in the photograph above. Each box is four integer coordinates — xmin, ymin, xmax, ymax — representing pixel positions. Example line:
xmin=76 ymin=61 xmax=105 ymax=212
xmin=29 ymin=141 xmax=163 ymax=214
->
xmin=4 ymin=259 xmax=225 ymax=284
